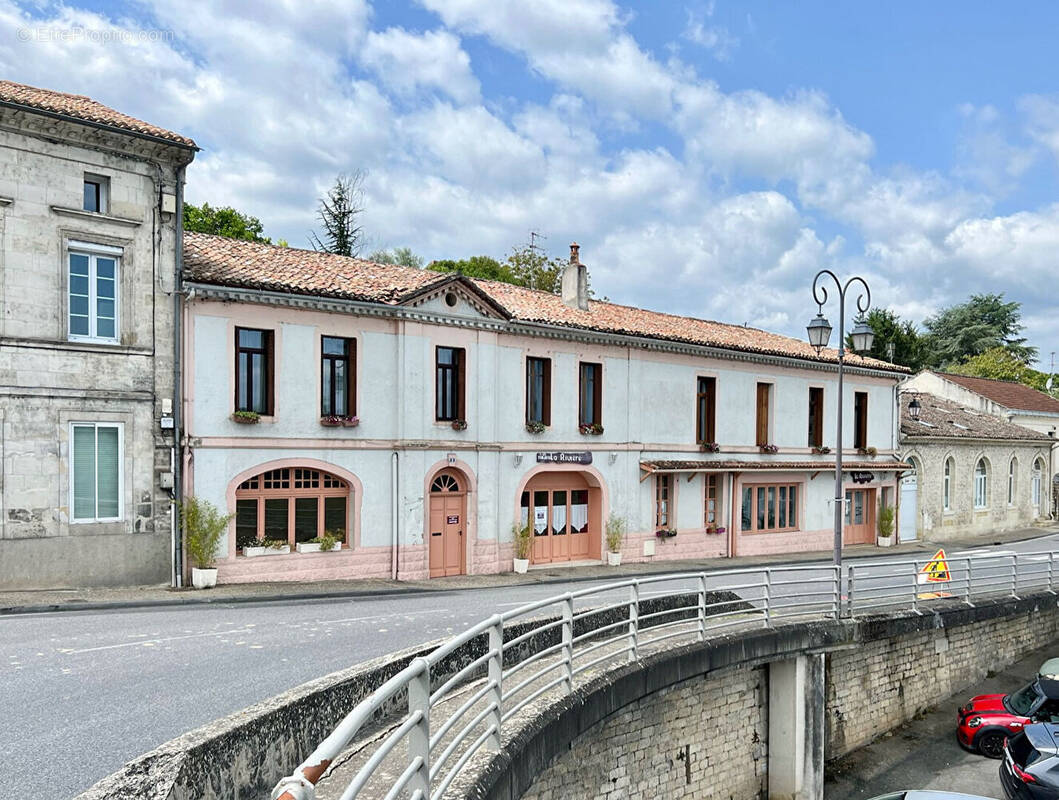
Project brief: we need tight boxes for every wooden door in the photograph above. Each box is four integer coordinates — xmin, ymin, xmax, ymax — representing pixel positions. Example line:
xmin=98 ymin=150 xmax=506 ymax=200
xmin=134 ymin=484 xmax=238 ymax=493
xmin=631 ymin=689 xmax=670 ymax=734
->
xmin=843 ymin=488 xmax=875 ymax=545
xmin=429 ymin=471 xmax=466 ymax=577
xmin=530 ymin=489 xmax=551 ymax=563
xmin=523 ymin=474 xmax=598 ymax=565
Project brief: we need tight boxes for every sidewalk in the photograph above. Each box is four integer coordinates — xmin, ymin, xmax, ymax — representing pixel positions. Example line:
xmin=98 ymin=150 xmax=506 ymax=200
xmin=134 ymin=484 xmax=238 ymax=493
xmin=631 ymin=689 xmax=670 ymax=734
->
xmin=2 ymin=524 xmax=1055 ymax=616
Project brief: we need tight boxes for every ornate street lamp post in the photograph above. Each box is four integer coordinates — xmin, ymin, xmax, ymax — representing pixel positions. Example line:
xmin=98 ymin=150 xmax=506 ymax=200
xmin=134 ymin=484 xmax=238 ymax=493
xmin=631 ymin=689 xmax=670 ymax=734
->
xmin=807 ymin=270 xmax=874 ymax=567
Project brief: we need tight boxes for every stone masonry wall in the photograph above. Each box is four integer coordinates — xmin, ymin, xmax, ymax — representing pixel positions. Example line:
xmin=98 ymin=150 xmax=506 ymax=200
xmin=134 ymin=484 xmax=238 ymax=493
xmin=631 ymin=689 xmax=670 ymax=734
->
xmin=827 ymin=604 xmax=1059 ymax=758
xmin=521 ymin=664 xmax=768 ymax=800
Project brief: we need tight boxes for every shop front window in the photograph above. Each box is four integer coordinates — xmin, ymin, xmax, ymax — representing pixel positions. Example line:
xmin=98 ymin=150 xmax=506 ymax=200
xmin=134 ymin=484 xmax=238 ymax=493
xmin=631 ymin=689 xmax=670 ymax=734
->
xmin=235 ymin=467 xmax=350 ymax=551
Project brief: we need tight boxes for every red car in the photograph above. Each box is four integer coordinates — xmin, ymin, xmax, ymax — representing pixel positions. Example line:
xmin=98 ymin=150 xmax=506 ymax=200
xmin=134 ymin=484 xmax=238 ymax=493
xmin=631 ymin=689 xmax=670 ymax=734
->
xmin=958 ymin=676 xmax=1059 ymax=758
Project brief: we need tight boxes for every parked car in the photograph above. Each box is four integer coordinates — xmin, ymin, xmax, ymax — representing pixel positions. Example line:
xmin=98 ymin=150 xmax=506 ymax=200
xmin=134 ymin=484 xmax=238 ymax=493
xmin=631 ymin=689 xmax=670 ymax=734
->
xmin=1000 ymin=725 xmax=1059 ymax=798
xmin=868 ymin=793 xmax=999 ymax=799
xmin=958 ymin=675 xmax=1059 ymax=758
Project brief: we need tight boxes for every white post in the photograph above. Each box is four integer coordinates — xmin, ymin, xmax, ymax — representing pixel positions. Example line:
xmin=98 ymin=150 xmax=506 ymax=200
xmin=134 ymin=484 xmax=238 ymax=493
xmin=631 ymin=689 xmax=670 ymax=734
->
xmin=407 ymin=659 xmax=431 ymax=798
xmin=1012 ymin=554 xmax=1019 ymax=598
xmin=562 ymin=595 xmax=574 ymax=692
xmin=486 ymin=618 xmax=503 ymax=750
xmin=628 ymin=581 xmax=640 ymax=661
xmin=763 ymin=569 xmax=772 ymax=627
xmin=697 ymin=573 xmax=707 ymax=641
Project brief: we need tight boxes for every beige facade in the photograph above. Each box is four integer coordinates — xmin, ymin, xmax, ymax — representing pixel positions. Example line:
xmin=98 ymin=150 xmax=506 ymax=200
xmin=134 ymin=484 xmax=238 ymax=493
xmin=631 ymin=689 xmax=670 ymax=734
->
xmin=0 ymin=97 xmax=195 ymax=588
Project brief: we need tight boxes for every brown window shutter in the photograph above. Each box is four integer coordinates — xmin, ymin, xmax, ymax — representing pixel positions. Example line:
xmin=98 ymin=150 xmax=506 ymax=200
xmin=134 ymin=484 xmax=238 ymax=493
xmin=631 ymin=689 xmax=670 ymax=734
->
xmin=266 ymin=330 xmax=275 ymax=416
xmin=349 ymin=338 xmax=357 ymax=417
xmin=756 ymin=383 xmax=769 ymax=446
xmin=457 ymin=348 xmax=466 ymax=419
xmin=593 ymin=364 xmax=602 ymax=426
xmin=706 ymin=379 xmax=716 ymax=443
xmin=543 ymin=358 xmax=552 ymax=426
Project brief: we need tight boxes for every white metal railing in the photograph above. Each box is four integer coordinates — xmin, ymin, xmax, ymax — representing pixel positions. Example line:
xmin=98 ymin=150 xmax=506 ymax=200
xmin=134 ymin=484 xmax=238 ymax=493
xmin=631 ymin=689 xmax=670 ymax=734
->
xmin=271 ymin=552 xmax=1056 ymax=800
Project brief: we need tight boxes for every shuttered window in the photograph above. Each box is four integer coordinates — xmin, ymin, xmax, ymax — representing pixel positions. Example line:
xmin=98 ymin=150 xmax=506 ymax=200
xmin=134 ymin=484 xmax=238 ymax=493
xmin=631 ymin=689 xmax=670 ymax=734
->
xmin=755 ymin=383 xmax=771 ymax=447
xmin=71 ymin=423 xmax=122 ymax=522
xmin=696 ymin=377 xmax=716 ymax=444
xmin=68 ymin=244 xmax=121 ymax=343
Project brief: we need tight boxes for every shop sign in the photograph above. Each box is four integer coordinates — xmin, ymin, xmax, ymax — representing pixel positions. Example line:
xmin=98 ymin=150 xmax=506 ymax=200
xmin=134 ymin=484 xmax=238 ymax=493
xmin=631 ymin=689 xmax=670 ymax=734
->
xmin=850 ymin=471 xmax=874 ymax=484
xmin=447 ymin=515 xmax=459 ymax=525
xmin=536 ymin=451 xmax=593 ymax=465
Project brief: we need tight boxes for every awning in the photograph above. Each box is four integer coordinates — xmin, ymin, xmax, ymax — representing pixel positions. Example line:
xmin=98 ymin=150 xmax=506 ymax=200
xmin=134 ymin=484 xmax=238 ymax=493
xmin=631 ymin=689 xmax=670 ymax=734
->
xmin=639 ymin=458 xmax=911 ymax=481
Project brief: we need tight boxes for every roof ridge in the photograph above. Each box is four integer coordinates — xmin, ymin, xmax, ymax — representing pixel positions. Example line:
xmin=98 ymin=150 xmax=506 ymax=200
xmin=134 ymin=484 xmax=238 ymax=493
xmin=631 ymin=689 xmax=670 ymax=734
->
xmin=0 ymin=79 xmax=93 ymax=103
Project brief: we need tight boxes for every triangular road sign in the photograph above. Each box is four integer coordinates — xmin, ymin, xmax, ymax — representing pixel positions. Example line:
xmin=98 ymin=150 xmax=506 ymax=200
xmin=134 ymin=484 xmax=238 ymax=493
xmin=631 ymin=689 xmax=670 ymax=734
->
xmin=919 ymin=549 xmax=951 ymax=583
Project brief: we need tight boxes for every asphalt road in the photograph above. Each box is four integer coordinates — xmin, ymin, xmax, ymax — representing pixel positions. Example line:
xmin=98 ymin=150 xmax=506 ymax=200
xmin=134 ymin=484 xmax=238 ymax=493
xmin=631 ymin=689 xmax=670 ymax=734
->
xmin=825 ymin=638 xmax=1059 ymax=798
xmin=5 ymin=534 xmax=1058 ymax=800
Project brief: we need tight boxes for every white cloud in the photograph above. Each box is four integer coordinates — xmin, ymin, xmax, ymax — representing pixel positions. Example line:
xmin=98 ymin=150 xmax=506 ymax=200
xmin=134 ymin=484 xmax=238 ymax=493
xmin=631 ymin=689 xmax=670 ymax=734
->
xmin=360 ymin=27 xmax=480 ymax=104
xmin=1020 ymin=94 xmax=1059 ymax=164
xmin=683 ymin=6 xmax=739 ymax=62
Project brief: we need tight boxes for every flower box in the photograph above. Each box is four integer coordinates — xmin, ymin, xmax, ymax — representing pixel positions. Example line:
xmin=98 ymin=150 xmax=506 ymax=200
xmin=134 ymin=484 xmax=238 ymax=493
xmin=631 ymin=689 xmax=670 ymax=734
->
xmin=244 ymin=544 xmax=290 ymax=557
xmin=856 ymin=446 xmax=878 ymax=457
xmin=451 ymin=419 xmax=468 ymax=431
xmin=525 ymin=421 xmax=547 ymax=434
xmin=811 ymin=446 xmax=831 ymax=455
xmin=321 ymin=416 xmax=359 ymax=428
xmin=759 ymin=444 xmax=779 ymax=454
xmin=296 ymin=541 xmax=344 ymax=554
xmin=655 ymin=529 xmax=678 ymax=539
xmin=231 ymin=411 xmax=260 ymax=424
xmin=700 ymin=442 xmax=720 ymax=453
xmin=579 ymin=423 xmax=604 ymax=436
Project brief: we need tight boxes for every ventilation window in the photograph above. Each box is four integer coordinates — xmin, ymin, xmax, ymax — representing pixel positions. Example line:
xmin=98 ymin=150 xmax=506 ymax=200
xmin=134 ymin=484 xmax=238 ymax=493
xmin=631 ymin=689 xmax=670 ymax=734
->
xmin=83 ymin=174 xmax=109 ymax=213
xmin=445 ymin=292 xmax=458 ymax=308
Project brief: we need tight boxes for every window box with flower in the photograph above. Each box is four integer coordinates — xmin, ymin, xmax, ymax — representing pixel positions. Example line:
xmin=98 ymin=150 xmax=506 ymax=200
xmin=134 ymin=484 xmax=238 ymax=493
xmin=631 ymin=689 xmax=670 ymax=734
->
xmin=579 ymin=423 xmax=604 ymax=436
xmin=451 ymin=419 xmax=468 ymax=431
xmin=231 ymin=411 xmax=260 ymax=424
xmin=759 ymin=443 xmax=779 ymax=454
xmin=525 ymin=421 xmax=547 ymax=434
xmin=244 ymin=539 xmax=290 ymax=557
xmin=856 ymin=446 xmax=877 ymax=457
xmin=320 ymin=415 xmax=359 ymax=428
xmin=811 ymin=445 xmax=831 ymax=455
xmin=700 ymin=442 xmax=720 ymax=453
xmin=655 ymin=528 xmax=678 ymax=539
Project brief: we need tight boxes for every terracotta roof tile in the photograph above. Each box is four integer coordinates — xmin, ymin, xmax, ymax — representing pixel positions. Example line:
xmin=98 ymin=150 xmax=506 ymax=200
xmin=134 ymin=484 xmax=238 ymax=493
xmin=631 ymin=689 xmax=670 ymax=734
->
xmin=900 ymin=391 xmax=1051 ymax=440
xmin=937 ymin=373 xmax=1059 ymax=414
xmin=0 ymin=80 xmax=195 ymax=148
xmin=183 ymin=233 xmax=906 ymax=373
xmin=641 ymin=459 xmax=910 ymax=471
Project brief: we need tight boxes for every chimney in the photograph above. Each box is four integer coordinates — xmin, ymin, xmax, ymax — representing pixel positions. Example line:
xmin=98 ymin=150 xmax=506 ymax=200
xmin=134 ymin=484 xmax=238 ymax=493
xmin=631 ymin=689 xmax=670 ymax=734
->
xmin=561 ymin=242 xmax=589 ymax=311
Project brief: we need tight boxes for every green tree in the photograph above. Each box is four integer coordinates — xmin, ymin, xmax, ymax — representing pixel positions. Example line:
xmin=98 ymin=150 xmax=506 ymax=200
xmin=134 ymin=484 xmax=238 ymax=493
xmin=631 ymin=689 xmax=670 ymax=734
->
xmin=183 ymin=202 xmax=270 ymax=243
xmin=922 ymin=293 xmax=1037 ymax=368
xmin=309 ymin=171 xmax=365 ymax=257
xmin=504 ymin=244 xmax=564 ymax=293
xmin=845 ymin=309 xmax=929 ymax=371
xmin=428 ymin=255 xmax=516 ymax=283
xmin=369 ymin=247 xmax=424 ymax=268
xmin=949 ymin=347 xmax=1051 ymax=391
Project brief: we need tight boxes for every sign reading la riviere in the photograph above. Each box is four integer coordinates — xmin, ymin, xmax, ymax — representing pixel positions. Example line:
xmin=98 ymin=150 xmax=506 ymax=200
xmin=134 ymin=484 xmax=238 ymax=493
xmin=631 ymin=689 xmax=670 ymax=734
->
xmin=536 ymin=452 xmax=593 ymax=465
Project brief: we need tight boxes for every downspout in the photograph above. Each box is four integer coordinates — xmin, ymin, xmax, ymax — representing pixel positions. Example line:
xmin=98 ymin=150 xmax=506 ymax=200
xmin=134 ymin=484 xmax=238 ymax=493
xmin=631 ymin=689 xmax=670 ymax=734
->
xmin=728 ymin=472 xmax=739 ymax=558
xmin=172 ymin=166 xmax=186 ymax=587
xmin=391 ymin=451 xmax=399 ymax=580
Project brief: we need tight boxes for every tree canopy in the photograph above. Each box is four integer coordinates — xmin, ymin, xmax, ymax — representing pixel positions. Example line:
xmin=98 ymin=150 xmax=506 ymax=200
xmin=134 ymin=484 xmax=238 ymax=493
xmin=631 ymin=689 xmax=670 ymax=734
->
xmin=848 ymin=308 xmax=930 ymax=371
xmin=922 ymin=293 xmax=1037 ymax=368
xmin=948 ymin=347 xmax=1052 ymax=392
xmin=427 ymin=244 xmax=566 ymax=292
xmin=183 ymin=202 xmax=271 ymax=243
xmin=427 ymin=255 xmax=517 ymax=283
xmin=370 ymin=247 xmax=424 ymax=268
xmin=309 ymin=171 xmax=366 ymax=257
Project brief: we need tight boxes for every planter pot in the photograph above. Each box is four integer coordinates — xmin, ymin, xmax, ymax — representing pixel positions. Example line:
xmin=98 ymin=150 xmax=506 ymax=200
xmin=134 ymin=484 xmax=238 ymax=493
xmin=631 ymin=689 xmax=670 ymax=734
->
xmin=296 ymin=542 xmax=343 ymax=554
xmin=878 ymin=535 xmax=895 ymax=548
xmin=231 ymin=414 xmax=259 ymax=424
xmin=607 ymin=551 xmax=622 ymax=566
xmin=244 ymin=545 xmax=291 ymax=557
xmin=191 ymin=567 xmax=217 ymax=589
xmin=513 ymin=558 xmax=530 ymax=574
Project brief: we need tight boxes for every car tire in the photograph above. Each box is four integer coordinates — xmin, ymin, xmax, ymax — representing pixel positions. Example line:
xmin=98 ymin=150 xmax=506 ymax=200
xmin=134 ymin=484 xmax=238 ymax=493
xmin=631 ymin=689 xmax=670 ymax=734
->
xmin=975 ymin=729 xmax=1008 ymax=759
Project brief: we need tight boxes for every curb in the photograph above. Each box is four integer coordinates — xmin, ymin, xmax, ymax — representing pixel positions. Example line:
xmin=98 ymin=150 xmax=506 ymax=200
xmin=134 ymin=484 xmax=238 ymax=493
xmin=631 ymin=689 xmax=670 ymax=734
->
xmin=3 ymin=530 xmax=1053 ymax=617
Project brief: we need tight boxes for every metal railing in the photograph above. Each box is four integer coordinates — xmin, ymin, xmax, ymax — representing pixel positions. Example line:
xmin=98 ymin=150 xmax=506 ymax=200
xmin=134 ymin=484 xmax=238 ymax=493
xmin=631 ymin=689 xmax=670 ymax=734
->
xmin=271 ymin=552 xmax=1056 ymax=800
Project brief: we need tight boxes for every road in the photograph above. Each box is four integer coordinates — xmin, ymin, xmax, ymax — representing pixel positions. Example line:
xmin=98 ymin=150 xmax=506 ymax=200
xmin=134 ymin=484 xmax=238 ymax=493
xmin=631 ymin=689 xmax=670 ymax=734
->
xmin=825 ymin=638 xmax=1059 ymax=798
xmin=4 ymin=534 xmax=1058 ymax=800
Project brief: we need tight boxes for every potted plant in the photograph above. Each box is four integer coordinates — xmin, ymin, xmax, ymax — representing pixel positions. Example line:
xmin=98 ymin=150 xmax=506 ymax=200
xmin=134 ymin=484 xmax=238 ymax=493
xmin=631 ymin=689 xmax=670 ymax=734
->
xmin=512 ymin=520 xmax=532 ymax=574
xmin=655 ymin=528 xmax=678 ymax=539
xmin=877 ymin=506 xmax=896 ymax=547
xmin=451 ymin=419 xmax=468 ymax=431
xmin=296 ymin=532 xmax=344 ymax=553
xmin=759 ymin=443 xmax=779 ymax=454
xmin=231 ymin=410 xmax=260 ymax=424
xmin=181 ymin=496 xmax=233 ymax=590
xmin=856 ymin=446 xmax=878 ymax=457
xmin=525 ymin=421 xmax=547 ymax=434
xmin=811 ymin=445 xmax=831 ymax=455
xmin=321 ymin=415 xmax=359 ymax=428
xmin=244 ymin=538 xmax=290 ymax=557
xmin=578 ymin=422 xmax=604 ymax=436
xmin=605 ymin=514 xmax=625 ymax=566
xmin=700 ymin=442 xmax=720 ymax=453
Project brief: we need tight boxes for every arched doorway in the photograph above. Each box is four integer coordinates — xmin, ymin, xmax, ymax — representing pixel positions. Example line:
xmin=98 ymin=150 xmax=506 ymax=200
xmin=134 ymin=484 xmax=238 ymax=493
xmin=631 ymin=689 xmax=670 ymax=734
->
xmin=429 ymin=469 xmax=466 ymax=577
xmin=898 ymin=458 xmax=919 ymax=542
xmin=520 ymin=471 xmax=601 ymax=564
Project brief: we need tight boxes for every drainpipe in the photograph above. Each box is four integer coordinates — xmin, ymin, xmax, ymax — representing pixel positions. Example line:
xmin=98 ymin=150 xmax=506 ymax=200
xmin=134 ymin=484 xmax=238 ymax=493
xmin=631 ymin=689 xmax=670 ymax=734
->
xmin=391 ymin=451 xmax=399 ymax=580
xmin=172 ymin=166 xmax=186 ymax=587
xmin=729 ymin=472 xmax=739 ymax=558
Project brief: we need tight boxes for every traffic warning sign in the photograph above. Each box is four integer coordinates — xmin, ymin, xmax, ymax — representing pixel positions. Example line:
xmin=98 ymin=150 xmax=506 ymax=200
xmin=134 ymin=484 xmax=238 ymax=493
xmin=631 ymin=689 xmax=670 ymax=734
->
xmin=917 ymin=549 xmax=951 ymax=584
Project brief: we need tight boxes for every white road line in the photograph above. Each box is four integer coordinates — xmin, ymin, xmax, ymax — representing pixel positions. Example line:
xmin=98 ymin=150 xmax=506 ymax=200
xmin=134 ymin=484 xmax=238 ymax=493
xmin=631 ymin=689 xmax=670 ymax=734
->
xmin=310 ymin=609 xmax=450 ymax=625
xmin=68 ymin=627 xmax=256 ymax=654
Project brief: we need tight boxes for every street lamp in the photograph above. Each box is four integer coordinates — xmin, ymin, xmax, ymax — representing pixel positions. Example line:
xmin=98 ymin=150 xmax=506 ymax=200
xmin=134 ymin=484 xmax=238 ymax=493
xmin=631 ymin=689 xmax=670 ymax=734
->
xmin=807 ymin=270 xmax=873 ymax=567
xmin=908 ymin=396 xmax=922 ymax=421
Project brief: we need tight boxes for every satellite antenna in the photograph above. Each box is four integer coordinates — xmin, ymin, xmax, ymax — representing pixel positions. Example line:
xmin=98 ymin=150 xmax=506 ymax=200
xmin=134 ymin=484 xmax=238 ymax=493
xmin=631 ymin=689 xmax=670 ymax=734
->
xmin=1048 ymin=376 xmax=1054 ymax=392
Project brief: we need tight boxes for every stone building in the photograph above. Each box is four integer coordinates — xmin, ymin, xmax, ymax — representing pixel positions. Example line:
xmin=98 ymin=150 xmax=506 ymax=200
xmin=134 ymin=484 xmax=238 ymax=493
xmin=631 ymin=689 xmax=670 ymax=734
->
xmin=898 ymin=391 xmax=1052 ymax=541
xmin=181 ymin=233 xmax=909 ymax=585
xmin=0 ymin=81 xmax=196 ymax=588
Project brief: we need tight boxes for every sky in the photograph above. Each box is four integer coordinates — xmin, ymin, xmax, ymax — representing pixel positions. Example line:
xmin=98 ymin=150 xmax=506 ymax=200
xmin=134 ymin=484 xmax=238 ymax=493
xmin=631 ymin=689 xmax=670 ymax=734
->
xmin=3 ymin=1 xmax=1059 ymax=365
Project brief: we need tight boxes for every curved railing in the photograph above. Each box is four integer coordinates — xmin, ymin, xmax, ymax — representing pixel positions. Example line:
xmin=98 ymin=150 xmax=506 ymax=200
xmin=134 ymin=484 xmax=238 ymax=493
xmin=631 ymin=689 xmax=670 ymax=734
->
xmin=271 ymin=551 xmax=1055 ymax=800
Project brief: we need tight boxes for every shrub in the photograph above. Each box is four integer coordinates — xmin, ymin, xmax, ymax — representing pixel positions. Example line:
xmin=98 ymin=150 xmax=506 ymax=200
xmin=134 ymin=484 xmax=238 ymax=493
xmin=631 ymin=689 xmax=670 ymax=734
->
xmin=878 ymin=506 xmax=896 ymax=538
xmin=181 ymin=496 xmax=233 ymax=570
xmin=512 ymin=520 xmax=533 ymax=560
xmin=605 ymin=514 xmax=625 ymax=554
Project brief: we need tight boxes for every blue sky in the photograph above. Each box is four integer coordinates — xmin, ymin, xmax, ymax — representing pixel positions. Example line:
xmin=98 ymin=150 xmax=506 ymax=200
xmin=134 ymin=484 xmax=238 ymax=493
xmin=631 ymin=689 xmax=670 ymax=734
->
xmin=3 ymin=0 xmax=1058 ymax=362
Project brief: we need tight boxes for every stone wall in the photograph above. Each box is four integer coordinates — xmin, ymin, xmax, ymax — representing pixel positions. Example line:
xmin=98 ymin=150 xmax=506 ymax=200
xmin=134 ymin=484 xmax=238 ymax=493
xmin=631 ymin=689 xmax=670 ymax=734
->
xmin=826 ymin=602 xmax=1059 ymax=757
xmin=521 ymin=664 xmax=768 ymax=800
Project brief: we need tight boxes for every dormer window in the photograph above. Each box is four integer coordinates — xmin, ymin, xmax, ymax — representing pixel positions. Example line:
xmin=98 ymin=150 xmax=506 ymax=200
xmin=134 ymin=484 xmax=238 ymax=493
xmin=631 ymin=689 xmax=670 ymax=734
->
xmin=83 ymin=174 xmax=109 ymax=213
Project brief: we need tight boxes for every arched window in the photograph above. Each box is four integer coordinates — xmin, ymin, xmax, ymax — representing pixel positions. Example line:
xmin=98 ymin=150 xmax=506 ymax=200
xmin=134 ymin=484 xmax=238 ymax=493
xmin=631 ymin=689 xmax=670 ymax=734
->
xmin=943 ymin=457 xmax=953 ymax=511
xmin=1033 ymin=458 xmax=1045 ymax=515
xmin=974 ymin=458 xmax=989 ymax=509
xmin=235 ymin=467 xmax=350 ymax=551
xmin=1008 ymin=457 xmax=1018 ymax=506
xmin=431 ymin=472 xmax=462 ymax=493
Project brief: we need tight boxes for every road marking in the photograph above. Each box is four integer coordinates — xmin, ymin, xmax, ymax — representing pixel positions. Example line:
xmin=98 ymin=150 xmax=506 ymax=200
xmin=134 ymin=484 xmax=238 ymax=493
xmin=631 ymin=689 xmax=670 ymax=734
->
xmin=67 ymin=627 xmax=256 ymax=654
xmin=309 ymin=608 xmax=450 ymax=625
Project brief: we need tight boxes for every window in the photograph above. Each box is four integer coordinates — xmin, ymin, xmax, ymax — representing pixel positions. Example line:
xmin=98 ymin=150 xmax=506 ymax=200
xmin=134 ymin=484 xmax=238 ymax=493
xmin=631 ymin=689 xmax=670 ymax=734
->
xmin=526 ymin=357 xmax=551 ymax=426
xmin=236 ymin=328 xmax=274 ymax=415
xmin=943 ymin=457 xmax=953 ymax=511
xmin=1008 ymin=458 xmax=1018 ymax=506
xmin=854 ymin=391 xmax=868 ymax=449
xmin=696 ymin=377 xmax=716 ymax=444
xmin=740 ymin=482 xmax=799 ymax=533
xmin=83 ymin=174 xmax=108 ymax=213
xmin=68 ymin=244 xmax=120 ymax=343
xmin=808 ymin=387 xmax=824 ymax=447
xmin=755 ymin=383 xmax=771 ymax=447
xmin=235 ymin=467 xmax=349 ymax=550
xmin=579 ymin=362 xmax=602 ymax=426
xmin=974 ymin=458 xmax=989 ymax=509
xmin=1033 ymin=458 xmax=1044 ymax=514
xmin=71 ymin=422 xmax=122 ymax=522
xmin=321 ymin=336 xmax=355 ymax=417
xmin=704 ymin=474 xmax=718 ymax=527
xmin=436 ymin=346 xmax=465 ymax=421
xmin=655 ymin=474 xmax=672 ymax=528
